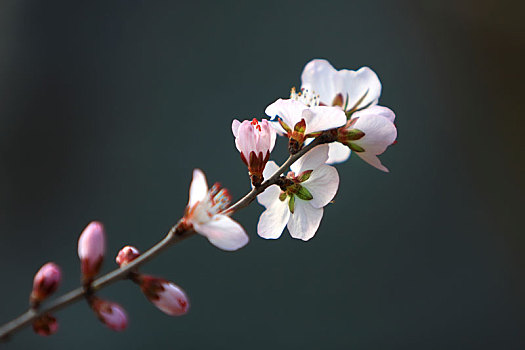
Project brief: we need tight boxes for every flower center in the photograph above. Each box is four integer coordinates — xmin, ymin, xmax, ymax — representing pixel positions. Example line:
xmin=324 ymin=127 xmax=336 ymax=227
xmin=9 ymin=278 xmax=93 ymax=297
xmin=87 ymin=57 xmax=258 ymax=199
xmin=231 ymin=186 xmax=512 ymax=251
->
xmin=290 ymin=87 xmax=320 ymax=107
xmin=190 ymin=183 xmax=232 ymax=224
xmin=250 ymin=118 xmax=262 ymax=132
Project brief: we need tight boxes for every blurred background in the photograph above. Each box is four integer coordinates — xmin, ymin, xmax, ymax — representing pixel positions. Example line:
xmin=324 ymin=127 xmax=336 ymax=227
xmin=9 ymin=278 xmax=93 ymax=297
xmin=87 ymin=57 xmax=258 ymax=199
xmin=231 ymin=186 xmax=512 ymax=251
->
xmin=0 ymin=0 xmax=523 ymax=349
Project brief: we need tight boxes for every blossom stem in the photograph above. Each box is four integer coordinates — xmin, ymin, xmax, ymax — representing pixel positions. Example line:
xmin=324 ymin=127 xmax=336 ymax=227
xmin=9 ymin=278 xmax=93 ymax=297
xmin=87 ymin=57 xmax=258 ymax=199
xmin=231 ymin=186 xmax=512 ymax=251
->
xmin=0 ymin=133 xmax=335 ymax=342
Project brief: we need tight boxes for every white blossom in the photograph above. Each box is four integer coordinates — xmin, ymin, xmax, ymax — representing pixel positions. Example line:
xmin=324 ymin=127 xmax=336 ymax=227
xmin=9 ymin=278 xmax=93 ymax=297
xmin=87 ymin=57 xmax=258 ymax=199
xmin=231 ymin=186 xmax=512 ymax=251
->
xmin=257 ymin=145 xmax=339 ymax=241
xmin=183 ymin=169 xmax=249 ymax=251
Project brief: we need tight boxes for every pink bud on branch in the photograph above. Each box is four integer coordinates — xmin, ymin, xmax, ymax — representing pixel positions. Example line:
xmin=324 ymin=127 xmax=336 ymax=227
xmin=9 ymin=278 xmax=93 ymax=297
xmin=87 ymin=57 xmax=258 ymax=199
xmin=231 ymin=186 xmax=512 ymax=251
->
xmin=232 ymin=118 xmax=276 ymax=186
xmin=138 ymin=275 xmax=189 ymax=316
xmin=30 ymin=262 xmax=61 ymax=305
xmin=78 ymin=221 xmax=106 ymax=284
xmin=90 ymin=297 xmax=128 ymax=331
xmin=115 ymin=246 xmax=140 ymax=267
xmin=32 ymin=314 xmax=58 ymax=337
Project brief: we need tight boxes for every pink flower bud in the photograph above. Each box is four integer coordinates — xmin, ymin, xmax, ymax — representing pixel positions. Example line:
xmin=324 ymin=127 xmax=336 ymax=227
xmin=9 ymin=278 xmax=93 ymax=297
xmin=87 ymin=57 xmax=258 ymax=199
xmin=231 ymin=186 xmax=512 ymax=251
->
xmin=30 ymin=262 xmax=61 ymax=304
xmin=115 ymin=245 xmax=140 ymax=267
xmin=90 ymin=297 xmax=128 ymax=331
xmin=77 ymin=221 xmax=106 ymax=283
xmin=232 ymin=118 xmax=276 ymax=185
xmin=139 ymin=275 xmax=189 ymax=316
xmin=32 ymin=314 xmax=58 ymax=336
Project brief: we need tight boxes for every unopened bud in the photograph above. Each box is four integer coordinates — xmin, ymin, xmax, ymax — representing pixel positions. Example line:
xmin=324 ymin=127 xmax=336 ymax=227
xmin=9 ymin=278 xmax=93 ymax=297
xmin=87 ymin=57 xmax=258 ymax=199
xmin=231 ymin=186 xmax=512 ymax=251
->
xmin=90 ymin=297 xmax=128 ymax=331
xmin=77 ymin=221 xmax=106 ymax=283
xmin=139 ymin=275 xmax=189 ymax=316
xmin=232 ymin=118 xmax=276 ymax=185
xmin=116 ymin=246 xmax=140 ymax=267
xmin=32 ymin=314 xmax=58 ymax=336
xmin=30 ymin=262 xmax=61 ymax=305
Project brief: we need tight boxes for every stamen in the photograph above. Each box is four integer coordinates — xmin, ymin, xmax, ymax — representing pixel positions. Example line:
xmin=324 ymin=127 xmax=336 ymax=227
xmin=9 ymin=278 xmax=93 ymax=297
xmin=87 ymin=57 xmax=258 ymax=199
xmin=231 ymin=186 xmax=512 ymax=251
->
xmin=208 ymin=183 xmax=232 ymax=213
xmin=251 ymin=118 xmax=262 ymax=132
xmin=290 ymin=87 xmax=319 ymax=107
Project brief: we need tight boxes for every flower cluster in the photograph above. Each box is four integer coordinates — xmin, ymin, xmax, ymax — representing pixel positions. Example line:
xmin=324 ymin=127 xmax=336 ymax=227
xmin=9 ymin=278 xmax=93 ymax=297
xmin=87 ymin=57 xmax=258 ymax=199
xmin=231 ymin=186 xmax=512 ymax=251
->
xmin=229 ymin=58 xmax=397 ymax=241
xmin=9 ymin=58 xmax=397 ymax=341
xmin=299 ymin=59 xmax=397 ymax=171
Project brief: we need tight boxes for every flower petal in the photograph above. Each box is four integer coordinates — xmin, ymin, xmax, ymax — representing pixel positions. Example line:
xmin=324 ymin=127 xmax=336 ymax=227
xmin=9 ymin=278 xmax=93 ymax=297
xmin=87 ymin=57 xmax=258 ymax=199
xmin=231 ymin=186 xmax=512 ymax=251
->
xmin=352 ymin=114 xmax=397 ymax=155
xmin=262 ymin=119 xmax=277 ymax=152
xmin=194 ymin=215 xmax=248 ymax=251
xmin=287 ymin=201 xmax=323 ymax=241
xmin=338 ymin=66 xmax=381 ymax=111
xmin=349 ymin=111 xmax=397 ymax=172
xmin=301 ymin=59 xmax=339 ymax=106
xmin=265 ymin=99 xmax=308 ymax=132
xmin=352 ymin=105 xmax=395 ymax=123
xmin=262 ymin=160 xmax=280 ymax=182
xmin=257 ymin=161 xmax=281 ymax=208
xmin=326 ymin=142 xmax=351 ymax=164
xmin=231 ymin=119 xmax=241 ymax=137
xmin=302 ymin=164 xmax=339 ymax=208
xmin=257 ymin=197 xmax=290 ymax=239
xmin=301 ymin=59 xmax=382 ymax=112
xmin=290 ymin=144 xmax=329 ymax=174
xmin=236 ymin=121 xmax=257 ymax=157
xmin=303 ymin=106 xmax=347 ymax=135
xmin=355 ymin=153 xmax=390 ymax=172
xmin=188 ymin=169 xmax=208 ymax=208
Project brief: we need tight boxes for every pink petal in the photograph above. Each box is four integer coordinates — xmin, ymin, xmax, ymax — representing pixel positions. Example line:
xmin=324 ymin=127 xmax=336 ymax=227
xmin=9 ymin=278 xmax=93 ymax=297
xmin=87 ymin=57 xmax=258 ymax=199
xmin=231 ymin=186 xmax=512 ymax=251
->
xmin=153 ymin=282 xmax=190 ymax=316
xmin=231 ymin=119 xmax=241 ymax=137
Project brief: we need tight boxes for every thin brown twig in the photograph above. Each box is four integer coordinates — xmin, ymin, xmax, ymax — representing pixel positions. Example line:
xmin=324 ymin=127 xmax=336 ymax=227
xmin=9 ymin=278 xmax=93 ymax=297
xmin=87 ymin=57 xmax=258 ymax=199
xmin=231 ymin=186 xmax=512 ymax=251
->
xmin=0 ymin=134 xmax=332 ymax=342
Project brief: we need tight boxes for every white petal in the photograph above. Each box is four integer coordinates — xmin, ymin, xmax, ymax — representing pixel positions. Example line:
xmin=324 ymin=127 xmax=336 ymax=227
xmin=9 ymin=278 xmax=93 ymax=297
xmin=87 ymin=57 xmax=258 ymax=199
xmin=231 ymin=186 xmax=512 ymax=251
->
xmin=355 ymin=153 xmax=390 ymax=173
xmin=301 ymin=59 xmax=339 ymax=106
xmin=231 ymin=119 xmax=241 ymax=137
xmin=194 ymin=215 xmax=248 ymax=251
xmin=262 ymin=160 xmax=280 ymax=182
xmin=353 ymin=105 xmax=395 ymax=123
xmin=265 ymin=99 xmax=307 ymax=131
xmin=326 ymin=142 xmax=351 ymax=164
xmin=301 ymin=60 xmax=382 ymax=112
xmin=188 ymin=169 xmax=208 ymax=208
xmin=257 ymin=197 xmax=290 ymax=239
xmin=257 ymin=184 xmax=281 ymax=208
xmin=352 ymin=114 xmax=397 ymax=155
xmin=290 ymin=144 xmax=329 ymax=174
xmin=302 ymin=165 xmax=339 ymax=208
xmin=338 ymin=66 xmax=381 ymax=111
xmin=287 ymin=201 xmax=323 ymax=241
xmin=257 ymin=161 xmax=281 ymax=207
xmin=303 ymin=106 xmax=347 ymax=135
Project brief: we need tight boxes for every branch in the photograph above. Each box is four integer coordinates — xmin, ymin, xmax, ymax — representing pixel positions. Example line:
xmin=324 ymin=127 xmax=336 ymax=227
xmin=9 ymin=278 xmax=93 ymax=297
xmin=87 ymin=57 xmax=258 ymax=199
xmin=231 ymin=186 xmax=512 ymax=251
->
xmin=0 ymin=135 xmax=332 ymax=342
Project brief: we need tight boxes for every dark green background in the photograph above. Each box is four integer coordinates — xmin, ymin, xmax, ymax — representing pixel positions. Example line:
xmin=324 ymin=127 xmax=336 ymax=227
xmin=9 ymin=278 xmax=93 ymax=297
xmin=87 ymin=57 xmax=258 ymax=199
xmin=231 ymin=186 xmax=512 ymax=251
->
xmin=0 ymin=1 xmax=523 ymax=349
